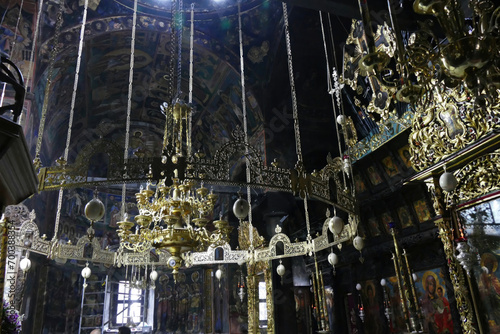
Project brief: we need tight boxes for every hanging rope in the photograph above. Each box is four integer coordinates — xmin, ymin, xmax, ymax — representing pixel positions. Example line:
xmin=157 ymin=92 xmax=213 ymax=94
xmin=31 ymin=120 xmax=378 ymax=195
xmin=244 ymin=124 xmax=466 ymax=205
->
xmin=238 ymin=0 xmax=253 ymax=230
xmin=33 ymin=1 xmax=64 ymax=168
xmin=52 ymin=0 xmax=89 ymax=243
xmin=121 ymin=0 xmax=138 ymax=219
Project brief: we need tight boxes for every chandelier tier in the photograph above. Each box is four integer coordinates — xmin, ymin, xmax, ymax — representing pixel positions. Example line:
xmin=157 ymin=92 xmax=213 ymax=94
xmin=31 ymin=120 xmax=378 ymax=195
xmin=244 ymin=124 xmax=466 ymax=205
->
xmin=117 ymin=176 xmax=226 ymax=277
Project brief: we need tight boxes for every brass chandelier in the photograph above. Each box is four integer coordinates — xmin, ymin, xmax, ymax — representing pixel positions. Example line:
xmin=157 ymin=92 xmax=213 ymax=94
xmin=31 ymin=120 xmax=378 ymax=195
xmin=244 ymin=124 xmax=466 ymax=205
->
xmin=116 ymin=2 xmax=234 ymax=278
xmin=357 ymin=0 xmax=500 ymax=108
xmin=117 ymin=176 xmax=231 ymax=276
xmin=14 ymin=0 xmax=360 ymax=296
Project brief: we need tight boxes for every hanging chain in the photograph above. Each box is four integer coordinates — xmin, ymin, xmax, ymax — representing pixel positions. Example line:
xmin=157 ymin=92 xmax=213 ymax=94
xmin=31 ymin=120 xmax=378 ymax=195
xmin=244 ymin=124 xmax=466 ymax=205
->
xmin=319 ymin=11 xmax=346 ymax=189
xmin=24 ymin=0 xmax=44 ymax=98
xmin=303 ymin=198 xmax=311 ymax=238
xmin=121 ymin=0 xmax=138 ymax=219
xmin=282 ymin=3 xmax=302 ymax=163
xmin=187 ymin=3 xmax=194 ymax=156
xmin=176 ymin=0 xmax=183 ymax=99
xmin=52 ymin=0 xmax=89 ymax=243
xmin=283 ymin=3 xmax=316 ymax=243
xmin=8 ymin=0 xmax=24 ymax=60
xmin=319 ymin=12 xmax=332 ymax=94
xmin=327 ymin=12 xmax=346 ymax=120
xmin=34 ymin=1 xmax=64 ymax=168
xmin=163 ymin=0 xmax=178 ymax=150
xmin=169 ymin=0 xmax=176 ymax=101
xmin=238 ymin=0 xmax=253 ymax=227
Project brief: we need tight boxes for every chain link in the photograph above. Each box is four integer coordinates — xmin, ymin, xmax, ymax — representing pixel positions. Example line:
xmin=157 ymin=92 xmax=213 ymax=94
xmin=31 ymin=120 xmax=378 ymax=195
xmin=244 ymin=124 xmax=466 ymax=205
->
xmin=319 ymin=11 xmax=346 ymax=189
xmin=64 ymin=2 xmax=88 ymax=162
xmin=52 ymin=187 xmax=65 ymax=242
xmin=282 ymin=3 xmax=302 ymax=163
xmin=53 ymin=0 xmax=89 ymax=242
xmin=303 ymin=197 xmax=311 ymax=236
xmin=121 ymin=0 xmax=138 ymax=218
xmin=187 ymin=3 xmax=194 ymax=157
xmin=163 ymin=0 xmax=178 ymax=149
xmin=34 ymin=2 xmax=64 ymax=167
xmin=238 ymin=0 xmax=253 ymax=226
xmin=176 ymin=0 xmax=183 ymax=98
xmin=8 ymin=0 xmax=24 ymax=61
xmin=24 ymin=0 xmax=44 ymax=98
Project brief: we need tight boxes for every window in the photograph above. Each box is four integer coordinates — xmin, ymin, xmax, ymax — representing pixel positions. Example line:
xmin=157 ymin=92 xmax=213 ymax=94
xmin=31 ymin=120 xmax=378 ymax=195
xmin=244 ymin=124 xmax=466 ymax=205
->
xmin=116 ymin=281 xmax=144 ymax=325
xmin=258 ymin=281 xmax=267 ymax=327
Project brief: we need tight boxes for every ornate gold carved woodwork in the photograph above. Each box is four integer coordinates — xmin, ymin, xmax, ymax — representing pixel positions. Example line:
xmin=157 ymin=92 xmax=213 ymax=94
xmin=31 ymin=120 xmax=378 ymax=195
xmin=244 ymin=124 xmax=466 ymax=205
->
xmin=342 ymin=20 xmax=398 ymax=123
xmin=8 ymin=200 xmax=360 ymax=268
xmin=204 ymin=268 xmax=213 ymax=333
xmin=238 ymin=221 xmax=266 ymax=251
xmin=319 ymin=270 xmax=330 ymax=331
xmin=246 ymin=273 xmax=259 ymax=334
xmin=448 ymin=151 xmax=500 ymax=205
xmin=409 ymin=94 xmax=500 ymax=172
xmin=256 ymin=230 xmax=310 ymax=262
xmin=37 ymin=130 xmax=357 ymax=214
xmin=5 ymin=205 xmax=51 ymax=257
xmin=185 ymin=244 xmax=247 ymax=266
xmin=431 ymin=176 xmax=477 ymax=334
xmin=436 ymin=217 xmax=477 ymax=334
xmin=264 ymin=267 xmax=275 ymax=334
xmin=426 ymin=150 xmax=500 ymax=210
xmin=343 ymin=116 xmax=358 ymax=148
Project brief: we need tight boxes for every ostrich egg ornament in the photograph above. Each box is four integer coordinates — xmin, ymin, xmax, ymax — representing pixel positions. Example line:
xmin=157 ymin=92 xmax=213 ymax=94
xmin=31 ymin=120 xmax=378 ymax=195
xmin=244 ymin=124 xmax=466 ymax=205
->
xmin=215 ymin=268 xmax=223 ymax=280
xmin=233 ymin=198 xmax=250 ymax=220
xmin=85 ymin=197 xmax=105 ymax=221
xmin=328 ymin=252 xmax=338 ymax=266
xmin=277 ymin=263 xmax=286 ymax=276
xmin=150 ymin=270 xmax=158 ymax=281
xmin=81 ymin=266 xmax=91 ymax=279
xmin=328 ymin=216 xmax=344 ymax=235
xmin=353 ymin=236 xmax=364 ymax=251
xmin=20 ymin=257 xmax=31 ymax=271
xmin=439 ymin=171 xmax=458 ymax=192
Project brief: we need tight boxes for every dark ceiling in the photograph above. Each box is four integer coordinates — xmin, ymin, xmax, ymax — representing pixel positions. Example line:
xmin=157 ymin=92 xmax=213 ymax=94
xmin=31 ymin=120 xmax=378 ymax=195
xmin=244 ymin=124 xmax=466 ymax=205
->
xmin=1 ymin=0 xmax=438 ymax=242
xmin=24 ymin=0 xmax=386 ymax=171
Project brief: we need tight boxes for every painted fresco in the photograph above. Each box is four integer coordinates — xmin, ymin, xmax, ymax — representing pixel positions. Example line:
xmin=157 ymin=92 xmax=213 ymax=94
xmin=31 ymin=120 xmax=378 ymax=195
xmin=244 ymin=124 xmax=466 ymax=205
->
xmin=14 ymin=0 xmax=274 ymax=166
xmin=155 ymin=269 xmax=205 ymax=333
xmin=413 ymin=198 xmax=432 ymax=223
xmin=384 ymin=268 xmax=454 ymax=334
xmin=383 ymin=276 xmax=407 ymax=333
xmin=398 ymin=145 xmax=412 ymax=169
xmin=381 ymin=156 xmax=399 ymax=177
xmin=366 ymin=165 xmax=383 ymax=186
xmin=361 ymin=280 xmax=385 ymax=334
xmin=397 ymin=206 xmax=413 ymax=228
xmin=414 ymin=268 xmax=454 ymax=334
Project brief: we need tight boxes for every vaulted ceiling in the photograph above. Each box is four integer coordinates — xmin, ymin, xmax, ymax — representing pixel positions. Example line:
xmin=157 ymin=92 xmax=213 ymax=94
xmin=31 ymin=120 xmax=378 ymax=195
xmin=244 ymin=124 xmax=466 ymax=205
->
xmin=2 ymin=0 xmax=435 ymax=242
